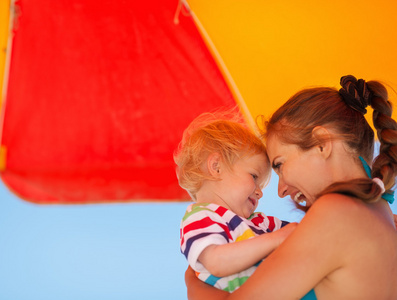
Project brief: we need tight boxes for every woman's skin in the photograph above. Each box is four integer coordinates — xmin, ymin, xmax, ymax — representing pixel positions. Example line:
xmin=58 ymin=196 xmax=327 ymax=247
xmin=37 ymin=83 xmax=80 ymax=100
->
xmin=185 ymin=126 xmax=397 ymax=299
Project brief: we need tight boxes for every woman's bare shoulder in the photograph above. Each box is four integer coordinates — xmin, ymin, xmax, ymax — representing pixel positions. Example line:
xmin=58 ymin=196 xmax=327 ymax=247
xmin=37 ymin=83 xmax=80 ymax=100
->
xmin=298 ymin=193 xmax=369 ymax=250
xmin=307 ymin=193 xmax=365 ymax=222
xmin=312 ymin=192 xmax=362 ymax=209
xmin=303 ymin=193 xmax=394 ymax=252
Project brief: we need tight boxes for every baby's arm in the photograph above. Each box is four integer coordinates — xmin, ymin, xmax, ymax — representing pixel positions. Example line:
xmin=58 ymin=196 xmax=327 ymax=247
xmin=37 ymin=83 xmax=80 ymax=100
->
xmin=198 ymin=222 xmax=297 ymax=277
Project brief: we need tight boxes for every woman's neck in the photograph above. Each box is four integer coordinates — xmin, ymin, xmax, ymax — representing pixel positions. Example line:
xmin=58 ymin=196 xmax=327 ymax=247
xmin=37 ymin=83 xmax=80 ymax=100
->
xmin=328 ymin=141 xmax=368 ymax=182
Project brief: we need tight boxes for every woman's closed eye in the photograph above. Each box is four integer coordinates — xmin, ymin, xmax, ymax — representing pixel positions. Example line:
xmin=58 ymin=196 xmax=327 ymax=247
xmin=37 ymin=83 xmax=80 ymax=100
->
xmin=272 ymin=162 xmax=282 ymax=172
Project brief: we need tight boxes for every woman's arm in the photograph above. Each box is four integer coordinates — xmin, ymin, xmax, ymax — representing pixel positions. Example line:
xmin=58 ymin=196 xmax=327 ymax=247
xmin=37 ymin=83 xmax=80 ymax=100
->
xmin=228 ymin=194 xmax=365 ymax=299
xmin=186 ymin=194 xmax=353 ymax=299
xmin=198 ymin=222 xmax=297 ymax=277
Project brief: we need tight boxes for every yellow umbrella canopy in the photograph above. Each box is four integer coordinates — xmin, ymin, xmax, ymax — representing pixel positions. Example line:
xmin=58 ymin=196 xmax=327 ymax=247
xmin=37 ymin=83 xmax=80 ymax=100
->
xmin=0 ymin=0 xmax=10 ymax=109
xmin=186 ymin=0 xmax=397 ymax=123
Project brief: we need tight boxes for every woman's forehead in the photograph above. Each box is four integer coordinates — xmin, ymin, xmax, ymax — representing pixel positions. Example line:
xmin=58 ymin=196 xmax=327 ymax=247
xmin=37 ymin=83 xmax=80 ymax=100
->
xmin=266 ymin=135 xmax=299 ymax=160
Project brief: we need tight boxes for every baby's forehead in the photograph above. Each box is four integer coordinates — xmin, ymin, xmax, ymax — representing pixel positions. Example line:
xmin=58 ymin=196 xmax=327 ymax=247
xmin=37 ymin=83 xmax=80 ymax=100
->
xmin=249 ymin=152 xmax=272 ymax=176
xmin=239 ymin=152 xmax=270 ymax=169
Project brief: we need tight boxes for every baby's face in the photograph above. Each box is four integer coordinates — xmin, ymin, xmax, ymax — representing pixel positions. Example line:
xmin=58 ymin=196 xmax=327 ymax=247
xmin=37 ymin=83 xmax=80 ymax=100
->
xmin=218 ymin=153 xmax=270 ymax=218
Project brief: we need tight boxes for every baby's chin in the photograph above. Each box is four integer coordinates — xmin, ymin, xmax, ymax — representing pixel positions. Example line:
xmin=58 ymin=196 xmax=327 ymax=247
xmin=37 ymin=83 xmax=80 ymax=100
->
xmin=244 ymin=208 xmax=256 ymax=219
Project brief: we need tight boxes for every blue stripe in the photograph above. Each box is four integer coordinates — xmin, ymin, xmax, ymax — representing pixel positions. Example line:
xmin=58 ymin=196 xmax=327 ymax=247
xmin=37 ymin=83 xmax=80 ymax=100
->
xmin=281 ymin=220 xmax=289 ymax=227
xmin=228 ymin=215 xmax=243 ymax=231
xmin=183 ymin=231 xmax=229 ymax=259
xmin=248 ymin=225 xmax=267 ymax=235
xmin=204 ymin=274 xmax=221 ymax=286
xmin=254 ymin=260 xmax=262 ymax=267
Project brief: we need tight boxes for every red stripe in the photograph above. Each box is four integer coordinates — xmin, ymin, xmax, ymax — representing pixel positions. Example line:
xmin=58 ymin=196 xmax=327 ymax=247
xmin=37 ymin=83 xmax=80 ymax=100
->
xmin=251 ymin=214 xmax=264 ymax=226
xmin=180 ymin=228 xmax=184 ymax=246
xmin=182 ymin=217 xmax=232 ymax=240
xmin=268 ymin=216 xmax=275 ymax=231
xmin=214 ymin=206 xmax=227 ymax=217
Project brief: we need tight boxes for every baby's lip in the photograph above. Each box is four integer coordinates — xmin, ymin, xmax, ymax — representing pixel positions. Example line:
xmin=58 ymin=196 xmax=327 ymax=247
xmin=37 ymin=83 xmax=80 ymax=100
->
xmin=248 ymin=197 xmax=256 ymax=207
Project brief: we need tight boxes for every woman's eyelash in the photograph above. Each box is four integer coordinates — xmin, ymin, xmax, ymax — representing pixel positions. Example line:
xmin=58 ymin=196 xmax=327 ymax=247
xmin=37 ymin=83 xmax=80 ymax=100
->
xmin=272 ymin=162 xmax=281 ymax=170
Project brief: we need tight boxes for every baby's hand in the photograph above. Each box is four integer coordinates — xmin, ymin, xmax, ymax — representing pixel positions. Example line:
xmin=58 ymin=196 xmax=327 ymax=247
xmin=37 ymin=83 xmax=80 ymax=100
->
xmin=275 ymin=222 xmax=298 ymax=246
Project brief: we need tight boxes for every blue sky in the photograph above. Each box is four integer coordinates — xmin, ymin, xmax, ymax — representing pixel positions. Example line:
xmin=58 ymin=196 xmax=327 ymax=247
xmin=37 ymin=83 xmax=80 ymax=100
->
xmin=0 ymin=173 xmax=395 ymax=300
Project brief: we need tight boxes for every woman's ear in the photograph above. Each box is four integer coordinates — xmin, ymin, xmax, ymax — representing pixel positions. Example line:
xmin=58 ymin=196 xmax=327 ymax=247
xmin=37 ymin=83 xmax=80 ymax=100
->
xmin=207 ymin=153 xmax=222 ymax=177
xmin=312 ymin=126 xmax=332 ymax=159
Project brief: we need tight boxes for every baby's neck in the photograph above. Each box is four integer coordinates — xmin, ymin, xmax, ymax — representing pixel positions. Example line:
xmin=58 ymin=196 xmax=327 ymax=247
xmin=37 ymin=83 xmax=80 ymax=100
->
xmin=195 ymin=188 xmax=231 ymax=211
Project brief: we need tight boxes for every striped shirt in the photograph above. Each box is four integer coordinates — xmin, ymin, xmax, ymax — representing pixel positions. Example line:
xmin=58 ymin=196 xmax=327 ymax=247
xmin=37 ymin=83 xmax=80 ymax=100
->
xmin=180 ymin=202 xmax=286 ymax=292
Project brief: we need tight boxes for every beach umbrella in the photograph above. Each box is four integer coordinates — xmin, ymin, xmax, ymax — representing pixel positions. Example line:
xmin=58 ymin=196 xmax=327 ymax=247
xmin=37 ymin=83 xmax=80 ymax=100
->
xmin=0 ymin=0 xmax=245 ymax=203
xmin=1 ymin=0 xmax=396 ymax=204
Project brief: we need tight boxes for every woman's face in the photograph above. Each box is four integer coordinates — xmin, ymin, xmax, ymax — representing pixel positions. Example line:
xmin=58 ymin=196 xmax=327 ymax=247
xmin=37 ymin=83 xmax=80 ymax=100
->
xmin=266 ymin=134 xmax=332 ymax=206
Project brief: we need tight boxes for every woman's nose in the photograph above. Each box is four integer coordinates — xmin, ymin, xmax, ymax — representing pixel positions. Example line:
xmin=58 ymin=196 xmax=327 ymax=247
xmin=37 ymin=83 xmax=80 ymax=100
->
xmin=278 ymin=178 xmax=288 ymax=198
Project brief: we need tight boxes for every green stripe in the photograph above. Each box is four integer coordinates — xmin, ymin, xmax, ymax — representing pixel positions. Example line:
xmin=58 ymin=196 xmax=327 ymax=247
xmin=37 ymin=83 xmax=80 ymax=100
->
xmin=182 ymin=203 xmax=213 ymax=221
xmin=223 ymin=276 xmax=249 ymax=292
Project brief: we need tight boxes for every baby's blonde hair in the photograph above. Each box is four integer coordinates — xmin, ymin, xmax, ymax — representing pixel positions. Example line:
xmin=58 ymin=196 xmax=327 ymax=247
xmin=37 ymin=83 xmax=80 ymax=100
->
xmin=174 ymin=109 xmax=269 ymax=200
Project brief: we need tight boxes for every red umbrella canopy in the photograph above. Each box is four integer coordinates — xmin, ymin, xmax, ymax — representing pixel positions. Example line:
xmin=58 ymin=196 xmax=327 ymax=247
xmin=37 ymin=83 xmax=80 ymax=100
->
xmin=0 ymin=0 xmax=240 ymax=204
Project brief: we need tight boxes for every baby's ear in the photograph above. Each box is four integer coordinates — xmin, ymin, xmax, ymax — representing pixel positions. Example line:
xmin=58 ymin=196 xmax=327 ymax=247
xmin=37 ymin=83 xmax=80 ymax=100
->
xmin=207 ymin=153 xmax=222 ymax=177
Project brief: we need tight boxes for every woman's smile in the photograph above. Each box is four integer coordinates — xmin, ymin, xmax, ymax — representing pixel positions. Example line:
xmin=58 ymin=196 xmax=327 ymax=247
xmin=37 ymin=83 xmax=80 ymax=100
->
xmin=266 ymin=134 xmax=331 ymax=206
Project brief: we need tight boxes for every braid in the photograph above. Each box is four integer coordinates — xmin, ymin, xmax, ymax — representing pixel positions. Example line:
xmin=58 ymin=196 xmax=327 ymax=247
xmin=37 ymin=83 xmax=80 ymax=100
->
xmin=370 ymin=81 xmax=397 ymax=192
xmin=318 ymin=76 xmax=396 ymax=204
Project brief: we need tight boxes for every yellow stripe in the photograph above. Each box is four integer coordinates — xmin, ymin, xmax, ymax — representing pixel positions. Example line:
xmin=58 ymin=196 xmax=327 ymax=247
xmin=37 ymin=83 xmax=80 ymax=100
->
xmin=182 ymin=1 xmax=257 ymax=134
xmin=0 ymin=145 xmax=6 ymax=171
xmin=235 ymin=228 xmax=255 ymax=242
xmin=0 ymin=0 xmax=11 ymax=109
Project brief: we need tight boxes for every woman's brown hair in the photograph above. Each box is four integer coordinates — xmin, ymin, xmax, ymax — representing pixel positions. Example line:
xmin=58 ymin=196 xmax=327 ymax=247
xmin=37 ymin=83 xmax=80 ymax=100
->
xmin=263 ymin=75 xmax=396 ymax=208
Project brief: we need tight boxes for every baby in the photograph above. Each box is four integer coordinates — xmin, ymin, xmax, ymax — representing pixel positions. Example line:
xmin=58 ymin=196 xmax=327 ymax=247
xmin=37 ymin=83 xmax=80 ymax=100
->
xmin=175 ymin=111 xmax=296 ymax=292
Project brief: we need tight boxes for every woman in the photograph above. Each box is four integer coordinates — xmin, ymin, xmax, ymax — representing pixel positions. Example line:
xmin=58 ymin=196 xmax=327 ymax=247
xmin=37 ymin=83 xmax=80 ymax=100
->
xmin=185 ymin=75 xmax=397 ymax=299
